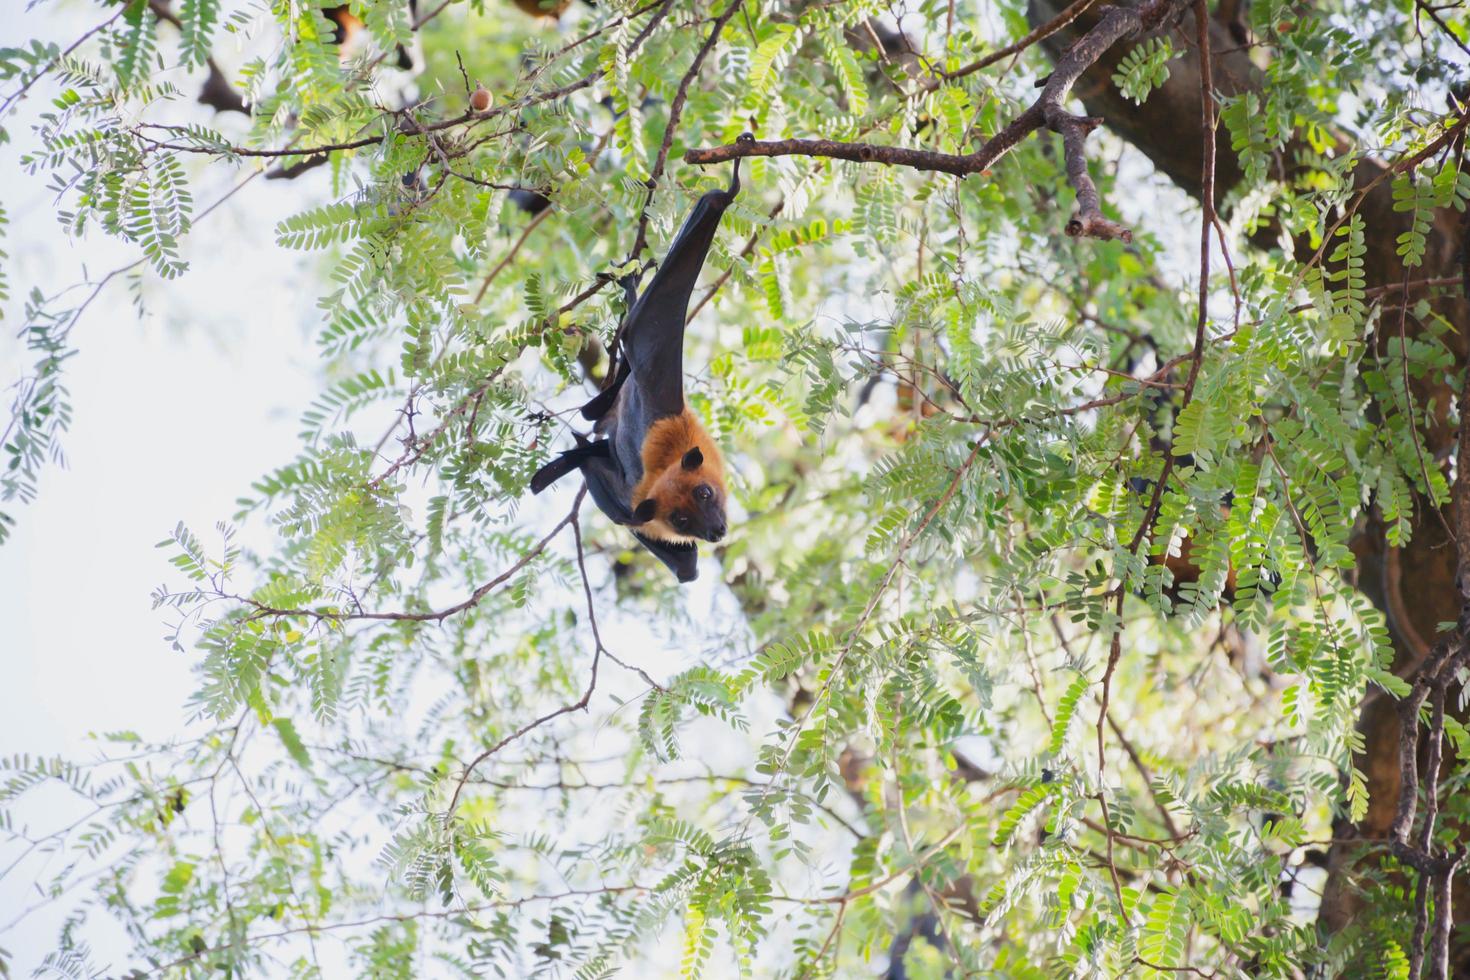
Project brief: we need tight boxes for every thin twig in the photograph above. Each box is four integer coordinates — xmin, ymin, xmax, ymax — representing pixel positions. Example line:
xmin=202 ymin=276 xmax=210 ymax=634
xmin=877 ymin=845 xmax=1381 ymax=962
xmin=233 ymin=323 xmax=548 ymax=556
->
xmin=443 ymin=496 xmax=598 ymax=823
xmin=930 ymin=0 xmax=1101 ymax=86
xmin=243 ymin=489 xmax=583 ymax=624
xmin=627 ymin=0 xmax=741 ymax=263
xmin=0 ymin=9 xmax=126 ymax=120
xmin=1095 ymin=0 xmax=1216 ymax=921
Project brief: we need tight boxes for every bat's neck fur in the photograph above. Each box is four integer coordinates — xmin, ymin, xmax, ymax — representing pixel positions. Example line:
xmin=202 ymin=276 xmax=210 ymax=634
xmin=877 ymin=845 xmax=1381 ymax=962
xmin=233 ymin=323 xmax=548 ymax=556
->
xmin=632 ymin=409 xmax=724 ymax=543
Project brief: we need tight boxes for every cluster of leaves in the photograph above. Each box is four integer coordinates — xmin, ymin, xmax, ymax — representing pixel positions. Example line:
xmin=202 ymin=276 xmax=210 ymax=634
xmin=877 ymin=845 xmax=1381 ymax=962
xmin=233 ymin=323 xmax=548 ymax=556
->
xmin=4 ymin=0 xmax=1470 ymax=976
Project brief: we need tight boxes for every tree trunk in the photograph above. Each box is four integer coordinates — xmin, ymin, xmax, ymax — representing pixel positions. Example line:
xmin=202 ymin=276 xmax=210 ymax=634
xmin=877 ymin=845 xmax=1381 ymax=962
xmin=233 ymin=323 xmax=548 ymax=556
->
xmin=1027 ymin=0 xmax=1470 ymax=964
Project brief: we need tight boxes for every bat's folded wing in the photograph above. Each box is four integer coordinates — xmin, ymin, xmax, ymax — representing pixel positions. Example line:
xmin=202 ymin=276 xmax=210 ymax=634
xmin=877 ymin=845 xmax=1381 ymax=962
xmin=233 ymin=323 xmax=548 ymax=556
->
xmin=581 ymin=453 xmax=634 ymax=523
xmin=529 ymin=439 xmax=610 ymax=494
xmin=618 ymin=170 xmax=741 ymax=419
xmin=632 ymin=532 xmax=700 ymax=583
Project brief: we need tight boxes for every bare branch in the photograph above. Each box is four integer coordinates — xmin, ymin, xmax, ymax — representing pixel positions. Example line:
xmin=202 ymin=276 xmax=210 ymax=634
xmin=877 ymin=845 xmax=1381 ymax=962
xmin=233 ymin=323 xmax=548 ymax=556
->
xmin=242 ymin=488 xmax=584 ymax=625
xmin=443 ymin=501 xmax=602 ymax=824
xmin=1050 ymin=109 xmax=1133 ymax=242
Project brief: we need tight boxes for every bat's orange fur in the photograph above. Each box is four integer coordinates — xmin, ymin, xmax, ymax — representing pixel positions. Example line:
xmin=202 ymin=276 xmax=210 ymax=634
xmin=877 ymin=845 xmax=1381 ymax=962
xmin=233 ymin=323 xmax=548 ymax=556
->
xmin=512 ymin=0 xmax=572 ymax=17
xmin=632 ymin=409 xmax=725 ymax=543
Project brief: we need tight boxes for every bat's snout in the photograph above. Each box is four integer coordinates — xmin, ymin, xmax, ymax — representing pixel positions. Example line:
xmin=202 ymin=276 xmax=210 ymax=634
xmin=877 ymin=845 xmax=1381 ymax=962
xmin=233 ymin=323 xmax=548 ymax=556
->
xmin=705 ymin=523 xmax=727 ymax=544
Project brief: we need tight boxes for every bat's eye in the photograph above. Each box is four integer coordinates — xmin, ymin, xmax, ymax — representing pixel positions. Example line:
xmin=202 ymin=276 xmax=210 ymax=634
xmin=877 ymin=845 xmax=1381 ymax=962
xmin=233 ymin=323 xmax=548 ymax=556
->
xmin=674 ymin=514 xmax=691 ymax=529
xmin=693 ymin=485 xmax=713 ymax=502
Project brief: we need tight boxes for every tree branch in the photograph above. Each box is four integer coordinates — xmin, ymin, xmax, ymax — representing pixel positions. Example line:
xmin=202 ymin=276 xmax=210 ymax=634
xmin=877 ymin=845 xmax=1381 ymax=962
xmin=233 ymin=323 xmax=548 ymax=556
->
xmin=241 ymin=489 xmax=584 ymax=625
xmin=132 ymin=0 xmax=680 ymax=165
xmin=628 ymin=0 xmax=742 ymax=263
xmin=443 ymin=503 xmax=603 ymax=824
xmin=930 ymin=0 xmax=1102 ymax=86
xmin=684 ymin=0 xmax=1185 ymax=240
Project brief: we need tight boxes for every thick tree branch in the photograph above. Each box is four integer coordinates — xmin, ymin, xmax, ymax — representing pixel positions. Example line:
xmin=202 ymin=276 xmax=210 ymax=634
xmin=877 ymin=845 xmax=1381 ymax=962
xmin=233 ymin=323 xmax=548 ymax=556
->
xmin=1384 ymin=318 xmax=1470 ymax=979
xmin=147 ymin=1 xmax=247 ymax=115
xmin=1021 ymin=7 xmax=1470 ymax=962
xmin=1049 ymin=108 xmax=1133 ymax=242
xmin=684 ymin=0 xmax=1184 ymax=240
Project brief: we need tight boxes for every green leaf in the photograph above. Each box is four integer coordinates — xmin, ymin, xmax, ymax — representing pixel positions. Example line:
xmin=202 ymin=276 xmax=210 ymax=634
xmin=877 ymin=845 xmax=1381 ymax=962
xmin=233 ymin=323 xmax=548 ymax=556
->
xmin=271 ymin=718 xmax=314 ymax=772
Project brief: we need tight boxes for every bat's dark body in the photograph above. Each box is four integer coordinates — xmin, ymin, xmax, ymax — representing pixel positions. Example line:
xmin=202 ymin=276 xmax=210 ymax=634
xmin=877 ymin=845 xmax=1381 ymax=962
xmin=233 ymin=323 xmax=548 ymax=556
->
xmin=530 ymin=163 xmax=742 ymax=582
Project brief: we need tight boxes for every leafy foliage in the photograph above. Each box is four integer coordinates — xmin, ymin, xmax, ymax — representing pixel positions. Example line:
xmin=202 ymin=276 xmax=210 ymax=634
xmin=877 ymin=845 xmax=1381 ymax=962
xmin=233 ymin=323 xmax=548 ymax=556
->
xmin=5 ymin=0 xmax=1470 ymax=975
xmin=1111 ymin=37 xmax=1176 ymax=105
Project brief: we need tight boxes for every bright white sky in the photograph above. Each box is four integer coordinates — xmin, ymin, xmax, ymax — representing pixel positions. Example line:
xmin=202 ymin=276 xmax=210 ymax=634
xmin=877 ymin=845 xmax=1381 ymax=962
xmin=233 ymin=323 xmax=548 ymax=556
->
xmin=0 ymin=6 xmax=328 ymax=968
xmin=0 ymin=170 xmax=322 ymax=757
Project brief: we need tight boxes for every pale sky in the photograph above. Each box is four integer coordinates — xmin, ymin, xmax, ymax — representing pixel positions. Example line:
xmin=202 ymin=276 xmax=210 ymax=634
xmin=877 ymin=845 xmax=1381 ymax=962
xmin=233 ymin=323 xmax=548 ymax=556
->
xmin=0 ymin=6 xmax=335 ymax=966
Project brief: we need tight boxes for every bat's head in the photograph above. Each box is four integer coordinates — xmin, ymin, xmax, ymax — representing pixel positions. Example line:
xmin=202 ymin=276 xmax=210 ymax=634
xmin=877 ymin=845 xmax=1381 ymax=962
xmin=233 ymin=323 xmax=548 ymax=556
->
xmin=631 ymin=446 xmax=727 ymax=544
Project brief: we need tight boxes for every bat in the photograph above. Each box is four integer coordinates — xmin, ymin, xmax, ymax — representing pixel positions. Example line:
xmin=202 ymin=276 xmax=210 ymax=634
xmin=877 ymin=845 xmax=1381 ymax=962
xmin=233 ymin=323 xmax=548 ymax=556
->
xmin=529 ymin=150 xmax=747 ymax=582
xmin=325 ymin=5 xmax=416 ymax=70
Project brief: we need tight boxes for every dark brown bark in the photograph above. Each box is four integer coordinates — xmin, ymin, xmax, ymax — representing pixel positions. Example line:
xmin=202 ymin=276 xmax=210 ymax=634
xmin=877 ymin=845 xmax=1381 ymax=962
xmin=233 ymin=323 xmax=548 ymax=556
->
xmin=1026 ymin=0 xmax=1470 ymax=966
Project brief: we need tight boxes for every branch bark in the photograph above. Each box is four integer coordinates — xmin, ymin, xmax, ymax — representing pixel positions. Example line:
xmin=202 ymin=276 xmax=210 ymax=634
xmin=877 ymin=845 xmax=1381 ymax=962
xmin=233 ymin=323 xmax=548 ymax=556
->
xmin=1024 ymin=0 xmax=1470 ymax=969
xmin=685 ymin=0 xmax=1188 ymax=241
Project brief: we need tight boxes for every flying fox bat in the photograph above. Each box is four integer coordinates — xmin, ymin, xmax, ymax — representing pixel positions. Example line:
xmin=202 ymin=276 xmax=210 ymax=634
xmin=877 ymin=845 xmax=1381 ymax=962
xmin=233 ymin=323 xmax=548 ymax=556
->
xmin=529 ymin=152 xmax=746 ymax=582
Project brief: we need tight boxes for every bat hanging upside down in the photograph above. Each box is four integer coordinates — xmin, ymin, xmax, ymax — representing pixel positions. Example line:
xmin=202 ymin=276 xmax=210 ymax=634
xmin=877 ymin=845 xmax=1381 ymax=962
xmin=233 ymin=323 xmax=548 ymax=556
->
xmin=529 ymin=152 xmax=746 ymax=583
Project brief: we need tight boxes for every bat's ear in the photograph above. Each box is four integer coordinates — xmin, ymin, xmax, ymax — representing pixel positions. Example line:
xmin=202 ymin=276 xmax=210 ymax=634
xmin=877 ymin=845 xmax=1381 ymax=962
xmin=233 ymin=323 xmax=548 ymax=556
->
xmin=681 ymin=447 xmax=703 ymax=471
xmin=631 ymin=498 xmax=659 ymax=524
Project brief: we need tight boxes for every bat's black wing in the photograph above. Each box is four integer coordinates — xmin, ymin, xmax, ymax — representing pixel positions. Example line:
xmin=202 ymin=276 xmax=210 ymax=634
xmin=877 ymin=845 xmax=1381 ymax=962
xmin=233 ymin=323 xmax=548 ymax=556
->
xmin=632 ymin=532 xmax=699 ymax=582
xmin=579 ymin=273 xmax=640 ymax=423
xmin=579 ymin=355 xmax=630 ymax=423
xmin=618 ymin=162 xmax=742 ymax=419
xmin=528 ymin=438 xmax=610 ymax=495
